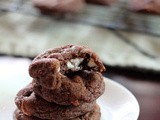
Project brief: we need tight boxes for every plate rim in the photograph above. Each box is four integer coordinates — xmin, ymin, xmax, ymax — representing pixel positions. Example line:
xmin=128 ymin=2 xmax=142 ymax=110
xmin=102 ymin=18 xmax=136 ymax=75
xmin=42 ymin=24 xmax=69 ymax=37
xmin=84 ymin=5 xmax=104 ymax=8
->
xmin=99 ymin=77 xmax=140 ymax=120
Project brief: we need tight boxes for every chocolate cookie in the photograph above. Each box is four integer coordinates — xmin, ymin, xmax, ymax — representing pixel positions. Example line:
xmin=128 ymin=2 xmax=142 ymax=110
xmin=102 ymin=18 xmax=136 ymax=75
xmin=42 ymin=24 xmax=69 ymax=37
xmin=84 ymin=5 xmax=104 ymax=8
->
xmin=15 ymin=83 xmax=96 ymax=120
xmin=29 ymin=45 xmax=105 ymax=89
xmin=73 ymin=104 xmax=101 ymax=120
xmin=32 ymin=71 xmax=105 ymax=106
xmin=129 ymin=0 xmax=160 ymax=14
xmin=86 ymin=0 xmax=115 ymax=5
xmin=14 ymin=104 xmax=100 ymax=120
xmin=32 ymin=0 xmax=85 ymax=14
xmin=14 ymin=109 xmax=39 ymax=120
xmin=29 ymin=45 xmax=105 ymax=106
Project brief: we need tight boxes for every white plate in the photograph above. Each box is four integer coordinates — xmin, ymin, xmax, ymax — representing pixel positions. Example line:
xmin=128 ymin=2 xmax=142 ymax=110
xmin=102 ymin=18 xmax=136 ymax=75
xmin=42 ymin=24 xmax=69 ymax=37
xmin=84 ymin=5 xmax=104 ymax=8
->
xmin=0 ymin=72 xmax=139 ymax=120
xmin=0 ymin=74 xmax=139 ymax=120
xmin=98 ymin=77 xmax=140 ymax=120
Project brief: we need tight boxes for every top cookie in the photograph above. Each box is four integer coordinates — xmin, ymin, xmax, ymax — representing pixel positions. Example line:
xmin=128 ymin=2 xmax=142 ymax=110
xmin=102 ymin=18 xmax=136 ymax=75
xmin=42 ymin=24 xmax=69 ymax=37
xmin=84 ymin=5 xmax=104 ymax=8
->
xmin=29 ymin=45 xmax=105 ymax=89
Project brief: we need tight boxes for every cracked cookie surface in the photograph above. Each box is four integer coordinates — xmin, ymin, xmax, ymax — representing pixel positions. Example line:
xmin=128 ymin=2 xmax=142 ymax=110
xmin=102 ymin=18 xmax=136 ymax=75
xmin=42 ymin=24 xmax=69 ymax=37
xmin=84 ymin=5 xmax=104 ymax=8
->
xmin=29 ymin=45 xmax=105 ymax=106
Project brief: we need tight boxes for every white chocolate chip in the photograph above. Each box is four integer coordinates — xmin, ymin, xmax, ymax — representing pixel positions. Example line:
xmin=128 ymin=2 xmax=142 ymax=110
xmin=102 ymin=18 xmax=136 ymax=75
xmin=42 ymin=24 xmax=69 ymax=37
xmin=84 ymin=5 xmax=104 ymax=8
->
xmin=67 ymin=61 xmax=75 ymax=69
xmin=67 ymin=58 xmax=84 ymax=71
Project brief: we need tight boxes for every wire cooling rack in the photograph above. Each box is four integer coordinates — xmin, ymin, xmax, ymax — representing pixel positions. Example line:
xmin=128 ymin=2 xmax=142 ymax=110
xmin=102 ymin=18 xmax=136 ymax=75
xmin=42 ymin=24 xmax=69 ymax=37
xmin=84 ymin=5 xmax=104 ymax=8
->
xmin=0 ymin=0 xmax=160 ymax=36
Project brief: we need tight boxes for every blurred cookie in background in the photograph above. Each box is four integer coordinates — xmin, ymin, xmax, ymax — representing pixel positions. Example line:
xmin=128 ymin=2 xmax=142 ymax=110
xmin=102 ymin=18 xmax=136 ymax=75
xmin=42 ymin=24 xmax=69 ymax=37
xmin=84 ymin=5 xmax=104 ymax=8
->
xmin=129 ymin=0 xmax=160 ymax=14
xmin=86 ymin=0 xmax=116 ymax=5
xmin=32 ymin=0 xmax=85 ymax=14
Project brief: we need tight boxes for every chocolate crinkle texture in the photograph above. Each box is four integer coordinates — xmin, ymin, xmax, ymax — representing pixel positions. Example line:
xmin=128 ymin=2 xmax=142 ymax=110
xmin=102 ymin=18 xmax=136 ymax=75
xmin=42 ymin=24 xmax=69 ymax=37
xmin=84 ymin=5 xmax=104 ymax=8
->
xmin=32 ymin=0 xmax=85 ymax=14
xmin=129 ymin=0 xmax=160 ymax=14
xmin=14 ymin=104 xmax=100 ymax=120
xmin=32 ymin=71 xmax=105 ymax=105
xmin=15 ymin=84 xmax=96 ymax=120
xmin=15 ymin=45 xmax=105 ymax=120
xmin=29 ymin=45 xmax=105 ymax=106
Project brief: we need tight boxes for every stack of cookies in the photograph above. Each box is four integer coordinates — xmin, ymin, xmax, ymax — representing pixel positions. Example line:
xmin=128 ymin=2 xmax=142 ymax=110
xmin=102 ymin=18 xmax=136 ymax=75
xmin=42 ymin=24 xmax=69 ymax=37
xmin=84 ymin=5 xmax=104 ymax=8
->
xmin=14 ymin=45 xmax=106 ymax=120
